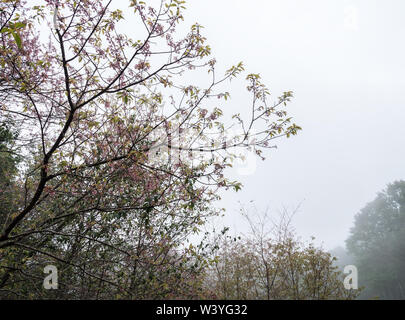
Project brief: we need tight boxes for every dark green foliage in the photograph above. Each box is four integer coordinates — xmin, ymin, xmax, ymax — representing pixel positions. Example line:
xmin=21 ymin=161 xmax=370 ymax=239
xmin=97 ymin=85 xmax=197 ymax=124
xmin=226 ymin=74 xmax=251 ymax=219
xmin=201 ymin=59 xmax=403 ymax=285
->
xmin=0 ymin=122 xmax=20 ymax=227
xmin=346 ymin=181 xmax=405 ymax=299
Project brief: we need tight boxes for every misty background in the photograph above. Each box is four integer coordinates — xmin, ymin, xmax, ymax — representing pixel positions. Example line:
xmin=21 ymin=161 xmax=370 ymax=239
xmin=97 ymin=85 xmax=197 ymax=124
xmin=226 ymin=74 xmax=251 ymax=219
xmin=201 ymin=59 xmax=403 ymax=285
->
xmin=181 ymin=0 xmax=405 ymax=250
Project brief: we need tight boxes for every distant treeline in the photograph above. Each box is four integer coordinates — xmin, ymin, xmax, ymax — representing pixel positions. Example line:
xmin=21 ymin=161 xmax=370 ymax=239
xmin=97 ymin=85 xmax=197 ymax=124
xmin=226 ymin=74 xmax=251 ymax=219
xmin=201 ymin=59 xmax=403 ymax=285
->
xmin=332 ymin=180 xmax=405 ymax=300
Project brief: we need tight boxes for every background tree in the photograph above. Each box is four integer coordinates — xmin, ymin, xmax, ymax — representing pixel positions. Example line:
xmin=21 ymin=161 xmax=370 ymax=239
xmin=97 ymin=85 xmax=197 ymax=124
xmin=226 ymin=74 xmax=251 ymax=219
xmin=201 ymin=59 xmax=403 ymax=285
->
xmin=329 ymin=246 xmax=355 ymax=270
xmin=346 ymin=180 xmax=405 ymax=300
xmin=0 ymin=0 xmax=300 ymax=299
xmin=205 ymin=206 xmax=359 ymax=300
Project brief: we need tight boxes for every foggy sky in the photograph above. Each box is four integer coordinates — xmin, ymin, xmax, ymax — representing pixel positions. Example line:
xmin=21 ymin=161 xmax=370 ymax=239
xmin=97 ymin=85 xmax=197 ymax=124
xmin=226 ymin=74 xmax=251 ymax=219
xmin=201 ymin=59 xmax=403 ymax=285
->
xmin=182 ymin=0 xmax=405 ymax=249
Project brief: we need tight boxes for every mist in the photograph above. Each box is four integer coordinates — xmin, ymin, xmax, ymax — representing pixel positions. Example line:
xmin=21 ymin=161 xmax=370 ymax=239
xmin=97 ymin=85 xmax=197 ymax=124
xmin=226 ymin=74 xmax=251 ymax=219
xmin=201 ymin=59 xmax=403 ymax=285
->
xmin=183 ymin=0 xmax=405 ymax=250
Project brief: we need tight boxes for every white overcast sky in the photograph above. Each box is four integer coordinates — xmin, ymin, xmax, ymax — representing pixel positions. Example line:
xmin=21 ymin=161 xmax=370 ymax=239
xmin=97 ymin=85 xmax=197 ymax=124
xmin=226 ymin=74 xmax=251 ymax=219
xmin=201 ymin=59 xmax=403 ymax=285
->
xmin=179 ymin=0 xmax=405 ymax=249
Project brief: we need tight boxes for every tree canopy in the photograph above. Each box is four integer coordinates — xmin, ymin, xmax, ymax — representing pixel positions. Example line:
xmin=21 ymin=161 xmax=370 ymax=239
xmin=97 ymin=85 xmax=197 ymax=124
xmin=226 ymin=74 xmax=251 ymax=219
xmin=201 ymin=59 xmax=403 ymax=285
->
xmin=0 ymin=0 xmax=302 ymax=299
xmin=346 ymin=180 xmax=405 ymax=300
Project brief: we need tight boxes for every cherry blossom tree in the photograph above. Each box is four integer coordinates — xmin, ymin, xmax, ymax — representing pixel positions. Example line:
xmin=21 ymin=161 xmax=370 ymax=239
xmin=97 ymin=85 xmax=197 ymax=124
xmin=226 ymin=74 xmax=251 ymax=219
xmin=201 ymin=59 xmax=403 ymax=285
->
xmin=0 ymin=0 xmax=301 ymax=298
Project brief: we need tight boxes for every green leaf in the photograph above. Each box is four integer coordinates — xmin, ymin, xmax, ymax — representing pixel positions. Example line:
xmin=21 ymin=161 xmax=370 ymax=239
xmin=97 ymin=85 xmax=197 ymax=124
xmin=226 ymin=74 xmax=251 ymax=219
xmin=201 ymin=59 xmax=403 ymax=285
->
xmin=11 ymin=31 xmax=22 ymax=49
